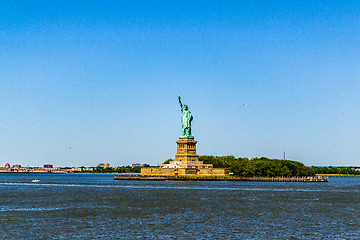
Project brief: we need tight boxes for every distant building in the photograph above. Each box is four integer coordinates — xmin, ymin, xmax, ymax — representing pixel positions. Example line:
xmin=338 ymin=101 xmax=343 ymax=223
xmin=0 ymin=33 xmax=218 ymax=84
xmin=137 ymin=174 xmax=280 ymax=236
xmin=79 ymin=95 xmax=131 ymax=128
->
xmin=97 ymin=163 xmax=110 ymax=169
xmin=132 ymin=163 xmax=150 ymax=168
xmin=5 ymin=163 xmax=10 ymax=169
xmin=43 ymin=164 xmax=53 ymax=168
xmin=13 ymin=164 xmax=21 ymax=169
xmin=84 ymin=167 xmax=95 ymax=171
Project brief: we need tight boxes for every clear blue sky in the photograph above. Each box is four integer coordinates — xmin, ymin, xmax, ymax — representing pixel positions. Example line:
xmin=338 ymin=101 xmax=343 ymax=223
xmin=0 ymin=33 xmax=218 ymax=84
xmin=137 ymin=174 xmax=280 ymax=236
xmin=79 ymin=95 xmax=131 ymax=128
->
xmin=1 ymin=0 xmax=359 ymax=167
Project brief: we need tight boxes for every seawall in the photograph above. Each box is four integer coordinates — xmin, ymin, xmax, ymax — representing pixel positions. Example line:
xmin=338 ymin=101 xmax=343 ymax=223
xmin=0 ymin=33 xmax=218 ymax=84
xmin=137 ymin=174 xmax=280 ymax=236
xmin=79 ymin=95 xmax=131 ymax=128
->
xmin=114 ymin=174 xmax=328 ymax=182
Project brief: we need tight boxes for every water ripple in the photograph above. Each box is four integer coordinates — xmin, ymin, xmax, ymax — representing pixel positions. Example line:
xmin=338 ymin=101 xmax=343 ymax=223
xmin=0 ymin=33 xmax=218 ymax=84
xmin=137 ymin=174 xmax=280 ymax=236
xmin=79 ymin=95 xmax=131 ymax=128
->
xmin=0 ymin=182 xmax=358 ymax=193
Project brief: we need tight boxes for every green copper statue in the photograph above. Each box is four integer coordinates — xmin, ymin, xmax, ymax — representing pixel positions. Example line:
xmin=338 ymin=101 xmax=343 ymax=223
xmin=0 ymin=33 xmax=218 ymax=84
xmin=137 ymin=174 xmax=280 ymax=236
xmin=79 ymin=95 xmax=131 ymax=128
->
xmin=178 ymin=95 xmax=193 ymax=138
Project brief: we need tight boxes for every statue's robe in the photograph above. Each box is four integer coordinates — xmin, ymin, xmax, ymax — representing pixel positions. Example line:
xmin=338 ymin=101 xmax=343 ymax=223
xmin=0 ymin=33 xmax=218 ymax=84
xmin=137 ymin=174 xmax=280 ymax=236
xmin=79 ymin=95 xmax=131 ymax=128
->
xmin=181 ymin=107 xmax=193 ymax=131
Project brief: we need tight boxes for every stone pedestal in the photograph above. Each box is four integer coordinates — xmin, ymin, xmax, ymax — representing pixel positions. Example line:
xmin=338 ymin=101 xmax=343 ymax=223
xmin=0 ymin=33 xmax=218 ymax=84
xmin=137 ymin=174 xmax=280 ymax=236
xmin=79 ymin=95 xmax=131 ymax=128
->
xmin=160 ymin=137 xmax=213 ymax=169
xmin=141 ymin=137 xmax=227 ymax=177
xmin=174 ymin=137 xmax=199 ymax=162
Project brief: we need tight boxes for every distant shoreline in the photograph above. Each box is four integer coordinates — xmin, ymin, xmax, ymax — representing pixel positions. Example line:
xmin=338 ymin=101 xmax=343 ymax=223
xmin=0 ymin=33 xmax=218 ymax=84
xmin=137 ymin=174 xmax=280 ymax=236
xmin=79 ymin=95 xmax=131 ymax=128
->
xmin=70 ymin=172 xmax=130 ymax=174
xmin=316 ymin=174 xmax=360 ymax=177
xmin=0 ymin=171 xmax=122 ymax=174
xmin=2 ymin=171 xmax=360 ymax=177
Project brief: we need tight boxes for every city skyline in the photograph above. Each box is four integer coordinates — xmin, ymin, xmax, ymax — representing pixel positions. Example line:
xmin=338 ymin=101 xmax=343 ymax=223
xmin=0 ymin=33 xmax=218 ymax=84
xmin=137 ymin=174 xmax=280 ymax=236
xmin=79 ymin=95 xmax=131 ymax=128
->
xmin=1 ymin=1 xmax=359 ymax=167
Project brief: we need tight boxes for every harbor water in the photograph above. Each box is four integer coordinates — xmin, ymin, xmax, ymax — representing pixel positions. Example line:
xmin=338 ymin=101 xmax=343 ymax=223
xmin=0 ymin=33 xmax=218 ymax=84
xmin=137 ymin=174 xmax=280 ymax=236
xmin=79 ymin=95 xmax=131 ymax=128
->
xmin=0 ymin=173 xmax=359 ymax=239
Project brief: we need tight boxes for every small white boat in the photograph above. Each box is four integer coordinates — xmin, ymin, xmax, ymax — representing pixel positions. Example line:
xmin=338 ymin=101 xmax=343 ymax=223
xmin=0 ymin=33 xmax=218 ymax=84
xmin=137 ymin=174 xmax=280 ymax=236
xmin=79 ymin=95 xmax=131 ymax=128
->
xmin=32 ymin=179 xmax=40 ymax=183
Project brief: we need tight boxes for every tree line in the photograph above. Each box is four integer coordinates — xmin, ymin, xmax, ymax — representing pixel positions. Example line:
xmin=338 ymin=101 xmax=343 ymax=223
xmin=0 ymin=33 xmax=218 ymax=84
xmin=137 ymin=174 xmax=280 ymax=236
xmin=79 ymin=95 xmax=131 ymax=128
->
xmin=311 ymin=166 xmax=360 ymax=175
xmin=197 ymin=156 xmax=315 ymax=177
xmin=76 ymin=166 xmax=142 ymax=173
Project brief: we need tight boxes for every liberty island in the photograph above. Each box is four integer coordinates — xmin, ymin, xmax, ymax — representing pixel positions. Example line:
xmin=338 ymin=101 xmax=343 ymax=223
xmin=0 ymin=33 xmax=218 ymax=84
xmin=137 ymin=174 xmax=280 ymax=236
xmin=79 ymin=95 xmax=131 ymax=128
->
xmin=140 ymin=96 xmax=228 ymax=177
xmin=116 ymin=96 xmax=327 ymax=182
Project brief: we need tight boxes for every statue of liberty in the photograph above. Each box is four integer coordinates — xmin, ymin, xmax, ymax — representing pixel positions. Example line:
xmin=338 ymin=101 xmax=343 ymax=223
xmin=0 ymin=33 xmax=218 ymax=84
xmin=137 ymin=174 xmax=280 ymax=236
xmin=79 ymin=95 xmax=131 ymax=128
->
xmin=178 ymin=95 xmax=193 ymax=138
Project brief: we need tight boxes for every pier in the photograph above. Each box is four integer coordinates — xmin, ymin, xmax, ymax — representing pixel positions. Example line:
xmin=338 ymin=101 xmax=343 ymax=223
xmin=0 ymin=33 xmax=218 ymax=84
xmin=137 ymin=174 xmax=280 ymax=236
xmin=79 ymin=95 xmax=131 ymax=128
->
xmin=114 ymin=174 xmax=328 ymax=182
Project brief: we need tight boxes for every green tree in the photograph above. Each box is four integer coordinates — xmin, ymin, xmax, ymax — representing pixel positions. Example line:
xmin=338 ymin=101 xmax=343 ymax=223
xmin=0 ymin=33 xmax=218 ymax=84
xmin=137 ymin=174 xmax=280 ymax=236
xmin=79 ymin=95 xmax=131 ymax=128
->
xmin=163 ymin=158 xmax=173 ymax=164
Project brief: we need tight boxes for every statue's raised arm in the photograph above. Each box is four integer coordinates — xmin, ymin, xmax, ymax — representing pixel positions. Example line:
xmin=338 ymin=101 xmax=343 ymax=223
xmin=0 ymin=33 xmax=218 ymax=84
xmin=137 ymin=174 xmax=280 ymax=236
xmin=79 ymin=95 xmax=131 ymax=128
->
xmin=178 ymin=95 xmax=183 ymax=110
